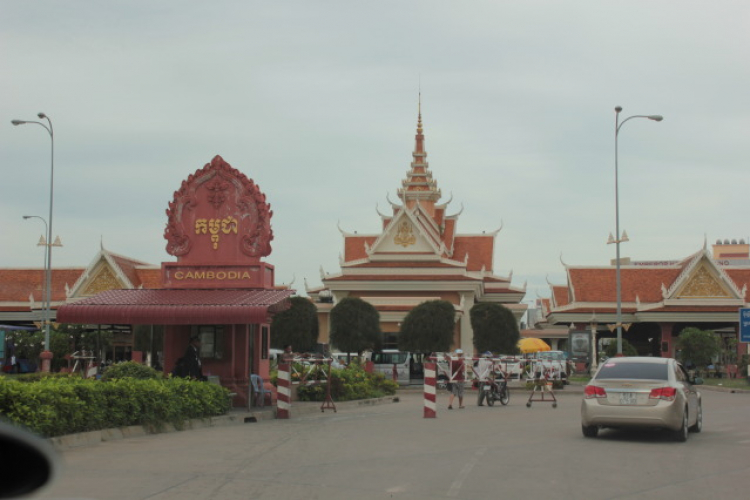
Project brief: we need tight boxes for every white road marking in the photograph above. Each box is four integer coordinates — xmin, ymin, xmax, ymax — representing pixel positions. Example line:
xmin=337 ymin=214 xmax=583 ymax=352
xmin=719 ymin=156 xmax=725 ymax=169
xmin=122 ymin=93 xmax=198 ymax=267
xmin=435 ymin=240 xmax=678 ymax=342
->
xmin=447 ymin=447 xmax=487 ymax=497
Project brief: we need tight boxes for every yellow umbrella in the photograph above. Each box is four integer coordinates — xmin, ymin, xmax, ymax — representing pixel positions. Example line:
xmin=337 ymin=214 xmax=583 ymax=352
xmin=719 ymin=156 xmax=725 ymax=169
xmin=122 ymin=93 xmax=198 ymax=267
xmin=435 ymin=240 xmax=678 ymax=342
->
xmin=517 ymin=337 xmax=551 ymax=354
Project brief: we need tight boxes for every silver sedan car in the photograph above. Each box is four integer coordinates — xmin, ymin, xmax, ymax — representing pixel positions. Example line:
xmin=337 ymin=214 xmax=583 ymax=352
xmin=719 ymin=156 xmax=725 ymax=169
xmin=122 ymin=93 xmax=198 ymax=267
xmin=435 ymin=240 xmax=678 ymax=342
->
xmin=581 ymin=356 xmax=703 ymax=442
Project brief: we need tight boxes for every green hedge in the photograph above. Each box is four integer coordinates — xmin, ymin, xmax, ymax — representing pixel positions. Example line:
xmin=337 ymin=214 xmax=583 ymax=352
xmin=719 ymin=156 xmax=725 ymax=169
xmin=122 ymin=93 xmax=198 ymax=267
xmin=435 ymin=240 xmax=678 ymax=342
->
xmin=0 ymin=376 xmax=231 ymax=437
xmin=296 ymin=365 xmax=398 ymax=402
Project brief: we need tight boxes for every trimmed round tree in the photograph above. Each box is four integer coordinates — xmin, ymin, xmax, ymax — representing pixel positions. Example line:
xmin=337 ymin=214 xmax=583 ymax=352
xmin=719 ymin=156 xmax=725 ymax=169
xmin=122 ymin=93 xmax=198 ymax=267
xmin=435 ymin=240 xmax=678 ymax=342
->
xmin=603 ymin=338 xmax=638 ymax=358
xmin=270 ymin=296 xmax=319 ymax=352
xmin=676 ymin=327 xmax=721 ymax=369
xmin=329 ymin=297 xmax=381 ymax=355
xmin=398 ymin=300 xmax=456 ymax=353
xmin=470 ymin=302 xmax=520 ymax=355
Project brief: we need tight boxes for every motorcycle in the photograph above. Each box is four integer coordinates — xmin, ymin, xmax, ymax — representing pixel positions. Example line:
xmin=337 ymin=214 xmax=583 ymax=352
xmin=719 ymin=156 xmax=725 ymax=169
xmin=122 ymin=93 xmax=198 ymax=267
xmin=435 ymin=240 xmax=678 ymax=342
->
xmin=477 ymin=371 xmax=509 ymax=406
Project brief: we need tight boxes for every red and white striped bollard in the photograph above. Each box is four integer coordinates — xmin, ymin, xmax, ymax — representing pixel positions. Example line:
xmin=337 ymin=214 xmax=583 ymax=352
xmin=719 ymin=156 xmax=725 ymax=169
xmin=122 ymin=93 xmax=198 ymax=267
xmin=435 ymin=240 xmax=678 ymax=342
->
xmin=277 ymin=362 xmax=291 ymax=419
xmin=423 ymin=361 xmax=437 ymax=418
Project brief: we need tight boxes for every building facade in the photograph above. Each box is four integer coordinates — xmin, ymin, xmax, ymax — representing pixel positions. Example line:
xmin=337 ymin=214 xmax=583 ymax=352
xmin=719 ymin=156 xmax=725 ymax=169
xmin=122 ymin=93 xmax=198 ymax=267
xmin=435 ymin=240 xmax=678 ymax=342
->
xmin=308 ymin=107 xmax=527 ymax=354
xmin=543 ymin=240 xmax=750 ymax=370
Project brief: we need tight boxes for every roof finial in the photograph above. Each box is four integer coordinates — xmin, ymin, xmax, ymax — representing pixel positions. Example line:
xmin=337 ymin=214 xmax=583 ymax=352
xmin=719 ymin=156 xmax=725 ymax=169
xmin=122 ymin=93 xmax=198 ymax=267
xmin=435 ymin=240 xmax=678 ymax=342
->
xmin=417 ymin=90 xmax=423 ymax=134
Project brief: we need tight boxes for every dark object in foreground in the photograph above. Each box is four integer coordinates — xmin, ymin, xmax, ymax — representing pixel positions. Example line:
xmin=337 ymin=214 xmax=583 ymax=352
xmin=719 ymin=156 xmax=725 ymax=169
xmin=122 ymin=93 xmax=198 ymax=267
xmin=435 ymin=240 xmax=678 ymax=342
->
xmin=0 ymin=421 xmax=57 ymax=498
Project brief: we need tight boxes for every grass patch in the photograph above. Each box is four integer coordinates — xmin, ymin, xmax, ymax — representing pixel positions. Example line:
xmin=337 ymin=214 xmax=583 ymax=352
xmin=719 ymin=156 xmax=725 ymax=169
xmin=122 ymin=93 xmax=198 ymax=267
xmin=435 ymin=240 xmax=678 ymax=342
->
xmin=568 ymin=375 xmax=591 ymax=384
xmin=700 ymin=378 xmax=750 ymax=389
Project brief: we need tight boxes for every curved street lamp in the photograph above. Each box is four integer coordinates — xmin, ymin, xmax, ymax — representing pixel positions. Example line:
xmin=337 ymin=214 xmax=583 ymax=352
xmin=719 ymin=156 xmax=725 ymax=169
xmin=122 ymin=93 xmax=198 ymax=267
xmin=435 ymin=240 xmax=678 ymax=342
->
xmin=610 ymin=106 xmax=663 ymax=356
xmin=13 ymin=114 xmax=56 ymax=372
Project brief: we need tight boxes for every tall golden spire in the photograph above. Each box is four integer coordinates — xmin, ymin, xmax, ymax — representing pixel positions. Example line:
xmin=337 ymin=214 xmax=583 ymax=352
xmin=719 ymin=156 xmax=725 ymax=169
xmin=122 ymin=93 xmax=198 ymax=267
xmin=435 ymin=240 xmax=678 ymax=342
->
xmin=397 ymin=93 xmax=441 ymax=207
xmin=417 ymin=92 xmax=423 ymax=134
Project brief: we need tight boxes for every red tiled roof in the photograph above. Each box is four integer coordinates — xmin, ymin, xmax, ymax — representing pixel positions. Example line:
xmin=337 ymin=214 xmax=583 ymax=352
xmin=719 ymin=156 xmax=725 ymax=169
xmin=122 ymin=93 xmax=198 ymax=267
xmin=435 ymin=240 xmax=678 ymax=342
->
xmin=724 ymin=269 xmax=750 ymax=290
xmin=551 ymin=285 xmax=570 ymax=307
xmin=135 ymin=268 xmax=162 ymax=289
xmin=347 ymin=261 xmax=459 ymax=268
xmin=452 ymin=236 xmax=494 ymax=272
xmin=568 ymin=267 xmax=682 ymax=303
xmin=109 ymin=254 xmax=152 ymax=287
xmin=344 ymin=236 xmax=377 ymax=262
xmin=639 ymin=305 xmax=741 ymax=313
xmin=325 ymin=274 xmax=482 ymax=282
xmin=0 ymin=268 xmax=85 ymax=302
xmin=57 ymin=289 xmax=294 ymax=325
xmin=443 ymin=219 xmax=456 ymax=248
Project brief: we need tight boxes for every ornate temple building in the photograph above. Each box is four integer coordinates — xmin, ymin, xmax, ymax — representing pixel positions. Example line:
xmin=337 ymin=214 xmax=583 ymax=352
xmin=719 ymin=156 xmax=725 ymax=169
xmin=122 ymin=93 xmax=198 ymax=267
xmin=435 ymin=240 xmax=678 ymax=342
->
xmin=307 ymin=105 xmax=527 ymax=354
xmin=0 ymin=248 xmax=160 ymax=323
xmin=0 ymin=248 xmax=161 ymax=362
xmin=542 ymin=240 xmax=750 ymax=364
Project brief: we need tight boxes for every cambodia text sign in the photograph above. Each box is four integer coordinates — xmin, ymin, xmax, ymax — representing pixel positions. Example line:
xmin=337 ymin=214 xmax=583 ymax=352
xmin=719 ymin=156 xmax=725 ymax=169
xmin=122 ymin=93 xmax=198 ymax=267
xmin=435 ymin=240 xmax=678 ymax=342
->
xmin=739 ymin=308 xmax=750 ymax=342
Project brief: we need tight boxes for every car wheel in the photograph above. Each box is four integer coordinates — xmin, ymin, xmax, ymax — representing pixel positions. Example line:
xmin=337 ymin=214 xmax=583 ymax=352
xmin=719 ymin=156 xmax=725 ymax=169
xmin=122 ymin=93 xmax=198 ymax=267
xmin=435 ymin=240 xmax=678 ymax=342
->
xmin=689 ymin=403 xmax=703 ymax=433
xmin=672 ymin=408 xmax=689 ymax=442
xmin=582 ymin=424 xmax=598 ymax=438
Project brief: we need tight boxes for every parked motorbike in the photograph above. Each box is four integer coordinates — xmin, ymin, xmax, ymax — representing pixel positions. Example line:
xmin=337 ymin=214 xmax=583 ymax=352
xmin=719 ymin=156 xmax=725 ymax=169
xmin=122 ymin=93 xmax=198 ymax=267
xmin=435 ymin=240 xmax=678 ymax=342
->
xmin=477 ymin=371 xmax=509 ymax=406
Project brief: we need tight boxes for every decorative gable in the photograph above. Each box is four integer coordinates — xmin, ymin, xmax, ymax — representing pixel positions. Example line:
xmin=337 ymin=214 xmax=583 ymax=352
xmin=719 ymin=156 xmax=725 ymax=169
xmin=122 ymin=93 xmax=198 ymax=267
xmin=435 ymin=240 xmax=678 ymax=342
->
xmin=663 ymin=247 xmax=745 ymax=301
xmin=367 ymin=209 xmax=441 ymax=258
xmin=675 ymin=263 xmax=733 ymax=299
xmin=80 ymin=265 xmax=126 ymax=297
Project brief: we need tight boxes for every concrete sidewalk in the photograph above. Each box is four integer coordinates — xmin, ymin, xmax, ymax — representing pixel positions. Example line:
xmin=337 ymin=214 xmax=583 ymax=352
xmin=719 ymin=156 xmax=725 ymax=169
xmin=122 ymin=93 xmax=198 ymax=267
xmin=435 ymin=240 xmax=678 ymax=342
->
xmin=49 ymin=382 xmax=590 ymax=452
xmin=49 ymin=394 xmax=401 ymax=452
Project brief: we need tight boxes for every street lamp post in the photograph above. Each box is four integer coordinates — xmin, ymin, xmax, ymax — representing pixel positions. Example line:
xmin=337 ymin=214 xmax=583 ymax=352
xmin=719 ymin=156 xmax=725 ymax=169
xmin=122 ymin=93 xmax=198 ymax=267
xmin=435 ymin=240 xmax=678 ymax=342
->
xmin=609 ymin=106 xmax=663 ymax=356
xmin=13 ymin=113 xmax=56 ymax=372
xmin=22 ymin=216 xmax=62 ymax=363
xmin=589 ymin=313 xmax=598 ymax=374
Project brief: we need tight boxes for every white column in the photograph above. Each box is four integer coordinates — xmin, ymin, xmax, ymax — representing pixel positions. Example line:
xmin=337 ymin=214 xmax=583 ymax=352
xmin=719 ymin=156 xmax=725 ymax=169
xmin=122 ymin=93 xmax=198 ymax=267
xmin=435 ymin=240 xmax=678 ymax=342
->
xmin=460 ymin=292 xmax=475 ymax=354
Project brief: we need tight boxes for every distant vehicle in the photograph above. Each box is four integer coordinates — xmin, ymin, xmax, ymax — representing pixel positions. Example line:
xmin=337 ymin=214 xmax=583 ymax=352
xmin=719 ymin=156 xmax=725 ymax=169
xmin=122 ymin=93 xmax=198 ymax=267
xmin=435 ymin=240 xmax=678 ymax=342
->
xmin=526 ymin=350 xmax=569 ymax=383
xmin=370 ymin=350 xmax=410 ymax=385
xmin=492 ymin=355 xmax=525 ymax=380
xmin=581 ymin=356 xmax=703 ymax=441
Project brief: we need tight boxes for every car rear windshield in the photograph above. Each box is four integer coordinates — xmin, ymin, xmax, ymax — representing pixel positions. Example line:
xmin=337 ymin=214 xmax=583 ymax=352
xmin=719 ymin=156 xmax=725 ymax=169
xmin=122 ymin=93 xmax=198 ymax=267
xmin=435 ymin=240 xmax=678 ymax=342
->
xmin=595 ymin=362 xmax=668 ymax=380
xmin=371 ymin=352 xmax=408 ymax=364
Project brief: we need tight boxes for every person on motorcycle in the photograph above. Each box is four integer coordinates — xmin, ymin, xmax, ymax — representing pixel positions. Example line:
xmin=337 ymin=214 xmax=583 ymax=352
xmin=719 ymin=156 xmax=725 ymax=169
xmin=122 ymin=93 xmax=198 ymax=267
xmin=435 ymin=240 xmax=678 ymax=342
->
xmin=475 ymin=352 xmax=493 ymax=406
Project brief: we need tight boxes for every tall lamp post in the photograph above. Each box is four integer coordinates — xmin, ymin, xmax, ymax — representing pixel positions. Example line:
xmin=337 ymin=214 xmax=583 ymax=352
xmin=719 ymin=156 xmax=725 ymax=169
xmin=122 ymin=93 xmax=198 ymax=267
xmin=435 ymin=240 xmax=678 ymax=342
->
xmin=13 ymin=113 xmax=56 ymax=372
xmin=22 ymin=215 xmax=62 ymax=365
xmin=608 ymin=106 xmax=662 ymax=356
xmin=589 ymin=313 xmax=598 ymax=374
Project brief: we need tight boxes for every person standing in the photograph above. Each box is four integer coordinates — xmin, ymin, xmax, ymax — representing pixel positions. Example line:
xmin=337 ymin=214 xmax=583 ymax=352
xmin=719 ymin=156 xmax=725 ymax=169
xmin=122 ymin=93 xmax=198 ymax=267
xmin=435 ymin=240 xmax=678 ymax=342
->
xmin=182 ymin=336 xmax=206 ymax=381
xmin=445 ymin=349 xmax=466 ymax=409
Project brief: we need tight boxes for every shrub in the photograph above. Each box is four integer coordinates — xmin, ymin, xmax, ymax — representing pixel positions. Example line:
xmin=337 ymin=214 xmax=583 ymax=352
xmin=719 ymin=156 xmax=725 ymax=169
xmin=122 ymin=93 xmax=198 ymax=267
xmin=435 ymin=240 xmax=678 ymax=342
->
xmin=603 ymin=339 xmax=638 ymax=358
xmin=0 ymin=375 xmax=230 ymax=437
xmin=296 ymin=364 xmax=397 ymax=402
xmin=101 ymin=361 xmax=163 ymax=381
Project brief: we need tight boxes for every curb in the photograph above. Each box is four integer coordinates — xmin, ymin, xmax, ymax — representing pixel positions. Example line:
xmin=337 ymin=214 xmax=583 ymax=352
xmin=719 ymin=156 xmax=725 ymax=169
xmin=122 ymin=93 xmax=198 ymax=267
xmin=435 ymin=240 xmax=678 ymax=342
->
xmin=698 ymin=384 xmax=750 ymax=394
xmin=48 ymin=395 xmax=400 ymax=452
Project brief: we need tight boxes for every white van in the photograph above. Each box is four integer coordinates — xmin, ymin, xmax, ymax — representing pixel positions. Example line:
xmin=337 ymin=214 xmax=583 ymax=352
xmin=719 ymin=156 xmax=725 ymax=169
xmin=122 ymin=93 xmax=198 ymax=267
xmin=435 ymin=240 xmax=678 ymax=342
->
xmin=370 ymin=350 xmax=410 ymax=385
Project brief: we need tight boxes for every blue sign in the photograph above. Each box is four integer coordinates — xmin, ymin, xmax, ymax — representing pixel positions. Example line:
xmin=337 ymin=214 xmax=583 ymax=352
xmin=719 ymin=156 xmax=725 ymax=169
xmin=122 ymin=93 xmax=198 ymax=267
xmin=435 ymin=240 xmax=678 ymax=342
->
xmin=739 ymin=308 xmax=750 ymax=342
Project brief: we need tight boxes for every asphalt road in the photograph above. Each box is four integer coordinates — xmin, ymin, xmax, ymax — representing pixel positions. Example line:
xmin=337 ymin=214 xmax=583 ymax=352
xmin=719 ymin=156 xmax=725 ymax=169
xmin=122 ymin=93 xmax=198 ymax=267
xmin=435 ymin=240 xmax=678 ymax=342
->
xmin=37 ymin=386 xmax=750 ymax=500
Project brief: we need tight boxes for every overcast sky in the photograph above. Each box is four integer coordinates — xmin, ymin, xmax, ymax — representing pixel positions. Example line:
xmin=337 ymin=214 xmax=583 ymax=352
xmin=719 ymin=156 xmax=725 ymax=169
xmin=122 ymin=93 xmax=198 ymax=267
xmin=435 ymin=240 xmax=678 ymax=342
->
xmin=2 ymin=1 xmax=749 ymax=305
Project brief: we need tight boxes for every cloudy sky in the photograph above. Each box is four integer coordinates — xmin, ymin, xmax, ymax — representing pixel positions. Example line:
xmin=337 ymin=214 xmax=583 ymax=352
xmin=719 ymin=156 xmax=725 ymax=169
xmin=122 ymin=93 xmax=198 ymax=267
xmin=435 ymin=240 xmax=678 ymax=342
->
xmin=2 ymin=1 xmax=749 ymax=306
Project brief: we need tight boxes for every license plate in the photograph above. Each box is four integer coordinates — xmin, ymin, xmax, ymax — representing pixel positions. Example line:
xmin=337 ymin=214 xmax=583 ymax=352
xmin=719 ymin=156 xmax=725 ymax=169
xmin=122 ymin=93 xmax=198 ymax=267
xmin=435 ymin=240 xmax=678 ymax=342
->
xmin=484 ymin=385 xmax=492 ymax=390
xmin=619 ymin=392 xmax=637 ymax=405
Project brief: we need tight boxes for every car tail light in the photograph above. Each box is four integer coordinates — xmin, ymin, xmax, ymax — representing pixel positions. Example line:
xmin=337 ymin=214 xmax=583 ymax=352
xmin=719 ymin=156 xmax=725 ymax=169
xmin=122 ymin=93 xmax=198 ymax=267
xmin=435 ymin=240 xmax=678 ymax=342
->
xmin=649 ymin=387 xmax=677 ymax=401
xmin=584 ymin=385 xmax=607 ymax=399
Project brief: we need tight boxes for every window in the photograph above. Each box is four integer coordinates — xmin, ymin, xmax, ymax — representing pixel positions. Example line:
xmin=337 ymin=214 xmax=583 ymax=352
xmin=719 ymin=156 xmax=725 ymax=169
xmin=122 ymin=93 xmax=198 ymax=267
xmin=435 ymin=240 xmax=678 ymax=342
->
xmin=372 ymin=352 xmax=408 ymax=364
xmin=595 ymin=362 xmax=668 ymax=380
xmin=261 ymin=326 xmax=269 ymax=360
xmin=379 ymin=331 xmax=399 ymax=350
xmin=192 ymin=325 xmax=224 ymax=359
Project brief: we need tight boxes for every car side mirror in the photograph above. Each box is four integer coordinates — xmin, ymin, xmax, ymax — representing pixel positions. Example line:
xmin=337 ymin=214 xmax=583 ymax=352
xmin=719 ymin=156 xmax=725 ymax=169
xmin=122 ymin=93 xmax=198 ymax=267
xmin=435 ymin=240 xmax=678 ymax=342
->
xmin=0 ymin=422 xmax=58 ymax=498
